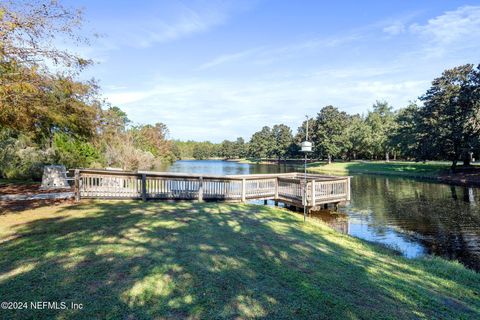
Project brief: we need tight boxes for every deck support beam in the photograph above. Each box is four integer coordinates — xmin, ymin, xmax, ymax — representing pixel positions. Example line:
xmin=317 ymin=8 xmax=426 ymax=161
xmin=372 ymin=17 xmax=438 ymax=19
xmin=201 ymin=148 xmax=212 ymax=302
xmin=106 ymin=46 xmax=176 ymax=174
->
xmin=311 ymin=180 xmax=316 ymax=207
xmin=241 ymin=178 xmax=246 ymax=202
xmin=141 ymin=174 xmax=147 ymax=201
xmin=74 ymin=169 xmax=80 ymax=202
xmin=198 ymin=177 xmax=204 ymax=202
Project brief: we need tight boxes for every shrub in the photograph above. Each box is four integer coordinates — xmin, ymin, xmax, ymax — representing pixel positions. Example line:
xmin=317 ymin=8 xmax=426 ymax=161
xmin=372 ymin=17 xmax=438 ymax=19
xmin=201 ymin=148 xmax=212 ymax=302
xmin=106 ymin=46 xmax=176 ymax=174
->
xmin=53 ymin=132 xmax=104 ymax=169
xmin=0 ymin=130 xmax=56 ymax=180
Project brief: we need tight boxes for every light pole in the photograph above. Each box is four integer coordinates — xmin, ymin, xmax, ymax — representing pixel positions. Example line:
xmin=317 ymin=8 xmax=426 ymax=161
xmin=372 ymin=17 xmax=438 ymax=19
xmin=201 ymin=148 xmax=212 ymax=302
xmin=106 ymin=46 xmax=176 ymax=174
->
xmin=300 ymin=115 xmax=313 ymax=222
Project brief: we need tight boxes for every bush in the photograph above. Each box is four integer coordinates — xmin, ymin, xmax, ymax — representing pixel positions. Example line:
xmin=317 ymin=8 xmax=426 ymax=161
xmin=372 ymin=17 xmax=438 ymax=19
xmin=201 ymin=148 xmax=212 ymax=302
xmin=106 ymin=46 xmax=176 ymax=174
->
xmin=53 ymin=133 xmax=104 ymax=169
xmin=0 ymin=130 xmax=56 ymax=180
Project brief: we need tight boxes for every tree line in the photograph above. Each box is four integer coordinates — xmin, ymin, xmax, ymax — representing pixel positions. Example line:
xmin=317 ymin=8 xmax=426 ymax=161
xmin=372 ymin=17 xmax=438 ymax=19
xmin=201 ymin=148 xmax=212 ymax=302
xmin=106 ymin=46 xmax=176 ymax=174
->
xmin=184 ymin=64 xmax=480 ymax=171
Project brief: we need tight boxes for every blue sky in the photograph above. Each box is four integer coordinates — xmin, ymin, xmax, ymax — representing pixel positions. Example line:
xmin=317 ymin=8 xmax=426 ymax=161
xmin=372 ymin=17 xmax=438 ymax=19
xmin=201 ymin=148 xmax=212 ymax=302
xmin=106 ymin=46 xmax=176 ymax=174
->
xmin=67 ymin=0 xmax=480 ymax=142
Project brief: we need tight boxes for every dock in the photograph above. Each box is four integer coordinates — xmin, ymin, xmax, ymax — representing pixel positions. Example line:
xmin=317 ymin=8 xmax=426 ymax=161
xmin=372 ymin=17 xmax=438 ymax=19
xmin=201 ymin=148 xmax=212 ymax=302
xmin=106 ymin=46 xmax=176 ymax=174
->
xmin=74 ymin=169 xmax=351 ymax=211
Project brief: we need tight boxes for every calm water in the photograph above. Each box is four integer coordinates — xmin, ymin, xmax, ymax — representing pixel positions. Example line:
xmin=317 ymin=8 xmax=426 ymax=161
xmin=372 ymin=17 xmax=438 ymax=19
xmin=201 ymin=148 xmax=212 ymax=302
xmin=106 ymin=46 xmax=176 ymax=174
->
xmin=164 ymin=160 xmax=480 ymax=271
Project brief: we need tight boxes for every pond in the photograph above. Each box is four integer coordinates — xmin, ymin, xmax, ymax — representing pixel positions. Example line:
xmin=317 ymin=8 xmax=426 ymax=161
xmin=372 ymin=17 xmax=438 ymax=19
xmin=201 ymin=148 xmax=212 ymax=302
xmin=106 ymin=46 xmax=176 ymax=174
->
xmin=163 ymin=160 xmax=480 ymax=271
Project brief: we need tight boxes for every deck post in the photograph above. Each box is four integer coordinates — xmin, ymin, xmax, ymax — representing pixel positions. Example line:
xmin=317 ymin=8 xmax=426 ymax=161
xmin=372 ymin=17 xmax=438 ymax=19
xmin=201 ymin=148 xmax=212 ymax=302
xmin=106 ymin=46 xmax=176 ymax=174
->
xmin=274 ymin=177 xmax=279 ymax=200
xmin=346 ymin=177 xmax=351 ymax=201
xmin=302 ymin=180 xmax=306 ymax=206
xmin=141 ymin=174 xmax=147 ymax=201
xmin=241 ymin=178 xmax=246 ymax=202
xmin=74 ymin=169 xmax=80 ymax=202
xmin=311 ymin=180 xmax=316 ymax=207
xmin=198 ymin=177 xmax=203 ymax=202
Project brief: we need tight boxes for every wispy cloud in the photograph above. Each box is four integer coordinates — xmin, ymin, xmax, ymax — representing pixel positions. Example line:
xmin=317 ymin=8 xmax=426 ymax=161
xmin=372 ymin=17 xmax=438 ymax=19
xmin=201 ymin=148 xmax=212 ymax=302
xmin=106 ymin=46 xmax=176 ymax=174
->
xmin=197 ymin=32 xmax=364 ymax=70
xmin=409 ymin=5 xmax=480 ymax=45
xmin=129 ymin=5 xmax=228 ymax=48
xmin=383 ymin=22 xmax=406 ymax=35
xmin=88 ymin=1 xmax=255 ymax=50
xmin=382 ymin=5 xmax=480 ymax=58
xmin=198 ymin=47 xmax=264 ymax=70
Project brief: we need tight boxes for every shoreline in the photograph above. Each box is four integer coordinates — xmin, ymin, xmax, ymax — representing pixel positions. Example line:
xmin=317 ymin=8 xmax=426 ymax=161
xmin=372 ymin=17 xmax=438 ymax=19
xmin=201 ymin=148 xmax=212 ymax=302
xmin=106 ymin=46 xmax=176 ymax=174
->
xmin=307 ymin=166 xmax=480 ymax=187
xmin=227 ymin=159 xmax=480 ymax=187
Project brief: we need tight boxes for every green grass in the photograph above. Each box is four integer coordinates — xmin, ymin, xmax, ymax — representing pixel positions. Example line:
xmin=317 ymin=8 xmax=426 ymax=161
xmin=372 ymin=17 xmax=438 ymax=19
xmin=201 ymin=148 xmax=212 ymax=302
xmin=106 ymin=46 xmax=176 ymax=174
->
xmin=307 ymin=161 xmax=454 ymax=177
xmin=1 ymin=201 xmax=479 ymax=319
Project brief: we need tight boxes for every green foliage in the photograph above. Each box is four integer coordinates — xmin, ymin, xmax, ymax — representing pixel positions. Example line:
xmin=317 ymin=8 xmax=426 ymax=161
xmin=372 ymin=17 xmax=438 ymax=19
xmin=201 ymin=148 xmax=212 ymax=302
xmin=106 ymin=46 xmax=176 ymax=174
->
xmin=192 ymin=141 xmax=219 ymax=160
xmin=0 ymin=129 xmax=55 ymax=180
xmin=271 ymin=124 xmax=293 ymax=159
xmin=313 ymin=106 xmax=350 ymax=162
xmin=99 ymin=106 xmax=130 ymax=139
xmin=218 ymin=138 xmax=248 ymax=159
xmin=247 ymin=124 xmax=294 ymax=159
xmin=343 ymin=114 xmax=370 ymax=160
xmin=53 ymin=132 xmax=103 ymax=169
xmin=249 ymin=126 xmax=274 ymax=159
xmin=390 ymin=103 xmax=421 ymax=160
xmin=173 ymin=141 xmax=221 ymax=160
xmin=416 ymin=64 xmax=480 ymax=169
xmin=365 ymin=101 xmax=396 ymax=160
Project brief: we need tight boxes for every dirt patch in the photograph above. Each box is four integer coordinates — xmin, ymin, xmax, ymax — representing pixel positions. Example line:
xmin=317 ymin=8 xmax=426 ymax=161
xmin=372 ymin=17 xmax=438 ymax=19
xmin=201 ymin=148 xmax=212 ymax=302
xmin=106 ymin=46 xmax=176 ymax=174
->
xmin=0 ymin=198 xmax=75 ymax=214
xmin=0 ymin=183 xmax=71 ymax=195
xmin=438 ymin=167 xmax=480 ymax=186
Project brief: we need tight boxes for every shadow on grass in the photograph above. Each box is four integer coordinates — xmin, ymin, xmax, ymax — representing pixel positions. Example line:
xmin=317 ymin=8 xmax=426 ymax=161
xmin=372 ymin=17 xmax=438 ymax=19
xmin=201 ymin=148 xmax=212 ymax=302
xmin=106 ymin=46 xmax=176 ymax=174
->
xmin=0 ymin=199 xmax=75 ymax=215
xmin=0 ymin=200 xmax=479 ymax=319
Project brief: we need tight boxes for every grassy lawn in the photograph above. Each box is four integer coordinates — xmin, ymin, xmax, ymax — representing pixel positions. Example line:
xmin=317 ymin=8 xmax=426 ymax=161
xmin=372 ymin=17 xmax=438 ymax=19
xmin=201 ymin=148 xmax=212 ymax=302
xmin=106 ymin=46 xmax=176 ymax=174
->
xmin=307 ymin=161 xmax=454 ymax=177
xmin=1 ymin=201 xmax=479 ymax=319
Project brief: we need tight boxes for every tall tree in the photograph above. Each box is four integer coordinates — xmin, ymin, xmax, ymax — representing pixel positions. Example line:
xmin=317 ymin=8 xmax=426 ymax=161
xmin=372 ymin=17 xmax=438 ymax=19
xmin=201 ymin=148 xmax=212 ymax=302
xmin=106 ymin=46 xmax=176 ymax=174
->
xmin=248 ymin=126 xmax=274 ymax=159
xmin=313 ymin=106 xmax=349 ymax=163
xmin=365 ymin=101 xmax=396 ymax=161
xmin=417 ymin=64 xmax=480 ymax=170
xmin=220 ymin=140 xmax=235 ymax=159
xmin=271 ymin=124 xmax=293 ymax=160
xmin=390 ymin=103 xmax=421 ymax=160
xmin=234 ymin=137 xmax=247 ymax=158
xmin=344 ymin=114 xmax=370 ymax=160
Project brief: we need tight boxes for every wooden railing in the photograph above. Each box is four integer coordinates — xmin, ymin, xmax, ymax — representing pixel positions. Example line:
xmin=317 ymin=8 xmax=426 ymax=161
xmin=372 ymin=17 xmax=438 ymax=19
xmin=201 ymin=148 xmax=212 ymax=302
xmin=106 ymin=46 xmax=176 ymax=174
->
xmin=74 ymin=169 xmax=350 ymax=208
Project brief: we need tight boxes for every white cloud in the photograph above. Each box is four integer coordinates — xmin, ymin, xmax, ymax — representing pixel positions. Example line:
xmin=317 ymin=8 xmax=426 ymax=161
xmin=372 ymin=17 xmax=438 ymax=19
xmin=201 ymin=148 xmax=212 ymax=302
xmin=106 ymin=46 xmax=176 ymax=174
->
xmin=86 ymin=1 xmax=253 ymax=51
xmin=383 ymin=22 xmax=406 ymax=35
xmin=409 ymin=5 xmax=480 ymax=44
xmin=130 ymin=7 xmax=227 ymax=48
xmin=198 ymin=47 xmax=263 ymax=70
xmin=197 ymin=32 xmax=364 ymax=70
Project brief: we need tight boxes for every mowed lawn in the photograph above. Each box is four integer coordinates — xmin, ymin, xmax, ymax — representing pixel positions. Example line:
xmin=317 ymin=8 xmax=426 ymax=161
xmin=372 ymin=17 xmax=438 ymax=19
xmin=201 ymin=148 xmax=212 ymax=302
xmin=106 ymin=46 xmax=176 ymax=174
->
xmin=1 ymin=201 xmax=479 ymax=319
xmin=308 ymin=161 xmax=452 ymax=177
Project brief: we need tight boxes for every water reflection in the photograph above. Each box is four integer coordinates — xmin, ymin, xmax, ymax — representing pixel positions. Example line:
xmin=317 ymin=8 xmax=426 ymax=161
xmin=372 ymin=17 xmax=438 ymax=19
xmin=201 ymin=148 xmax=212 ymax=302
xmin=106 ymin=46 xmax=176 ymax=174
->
xmin=346 ymin=175 xmax=480 ymax=270
xmin=162 ymin=160 xmax=480 ymax=271
xmin=164 ymin=159 xmax=301 ymax=175
xmin=308 ymin=210 xmax=349 ymax=234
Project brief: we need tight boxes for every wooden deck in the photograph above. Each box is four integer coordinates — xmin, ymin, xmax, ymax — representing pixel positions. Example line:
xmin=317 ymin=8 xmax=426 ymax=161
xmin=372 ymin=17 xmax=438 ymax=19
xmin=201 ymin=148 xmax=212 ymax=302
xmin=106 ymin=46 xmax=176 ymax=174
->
xmin=74 ymin=169 xmax=351 ymax=210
